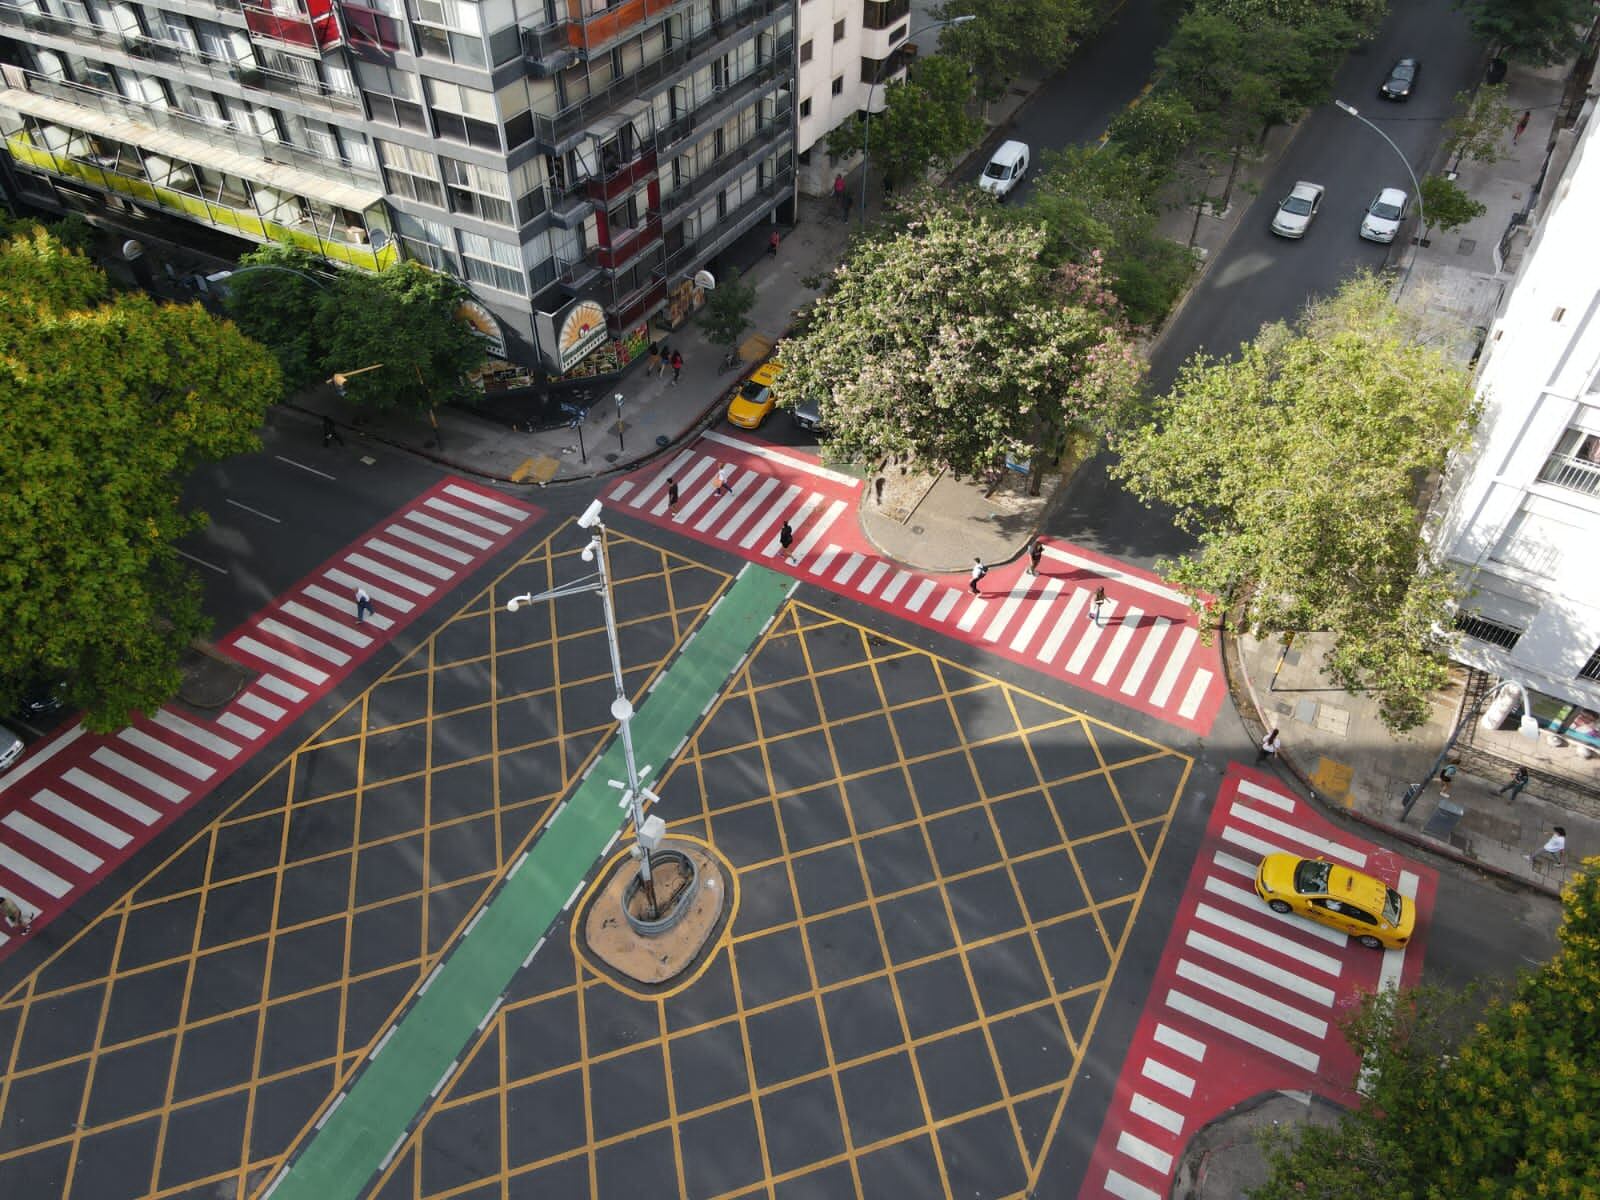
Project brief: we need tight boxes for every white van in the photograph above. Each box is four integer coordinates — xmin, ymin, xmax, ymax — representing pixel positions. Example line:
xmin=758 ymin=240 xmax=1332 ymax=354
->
xmin=978 ymin=140 xmax=1030 ymax=199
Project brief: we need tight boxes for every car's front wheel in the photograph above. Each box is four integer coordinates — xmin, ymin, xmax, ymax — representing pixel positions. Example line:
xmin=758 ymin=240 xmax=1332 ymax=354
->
xmin=1267 ymin=899 xmax=1292 ymax=914
xmin=1357 ymin=934 xmax=1384 ymax=950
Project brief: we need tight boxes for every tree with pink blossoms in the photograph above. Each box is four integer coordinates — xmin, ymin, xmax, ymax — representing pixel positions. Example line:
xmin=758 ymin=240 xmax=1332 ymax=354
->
xmin=774 ymin=192 xmax=1143 ymax=495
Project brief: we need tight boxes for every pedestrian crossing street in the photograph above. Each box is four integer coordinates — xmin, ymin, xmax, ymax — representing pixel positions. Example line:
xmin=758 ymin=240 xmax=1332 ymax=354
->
xmin=606 ymin=431 xmax=1225 ymax=733
xmin=0 ymin=479 xmax=539 ymax=954
xmin=1083 ymin=769 xmax=1434 ymax=1200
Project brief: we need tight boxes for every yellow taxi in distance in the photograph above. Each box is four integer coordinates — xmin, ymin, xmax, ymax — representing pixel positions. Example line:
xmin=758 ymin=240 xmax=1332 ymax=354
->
xmin=1253 ymin=854 xmax=1415 ymax=949
xmin=726 ymin=359 xmax=783 ymax=429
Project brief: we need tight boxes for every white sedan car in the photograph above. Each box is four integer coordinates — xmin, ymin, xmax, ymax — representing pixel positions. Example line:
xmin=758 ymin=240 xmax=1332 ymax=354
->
xmin=1270 ymin=181 xmax=1324 ymax=238
xmin=1360 ymin=187 xmax=1410 ymax=243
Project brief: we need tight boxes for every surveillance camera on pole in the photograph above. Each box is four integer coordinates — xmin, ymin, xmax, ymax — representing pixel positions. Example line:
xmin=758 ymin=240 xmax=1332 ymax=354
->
xmin=577 ymin=499 xmax=604 ymax=529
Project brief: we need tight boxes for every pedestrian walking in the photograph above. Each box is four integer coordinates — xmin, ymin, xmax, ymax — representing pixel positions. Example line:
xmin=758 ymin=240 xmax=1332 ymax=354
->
xmin=1514 ymin=110 xmax=1530 ymax=143
xmin=969 ymin=557 xmax=988 ymax=595
xmin=646 ymin=341 xmax=662 ymax=376
xmin=670 ymin=349 xmax=684 ymax=385
xmin=1438 ymin=760 xmax=1458 ymax=800
xmin=1257 ymin=727 xmax=1282 ymax=764
xmin=1496 ymin=765 xmax=1531 ymax=799
xmin=779 ymin=521 xmax=795 ymax=563
xmin=667 ymin=476 xmax=680 ymax=514
xmin=1 ymin=893 xmax=31 ymax=936
xmin=833 ymin=172 xmax=847 ymax=218
xmin=1091 ymin=585 xmax=1106 ymax=624
xmin=354 ymin=586 xmax=374 ymax=624
xmin=1528 ymin=825 xmax=1567 ymax=868
xmin=768 ymin=229 xmax=781 ymax=257
xmin=1027 ymin=538 xmax=1044 ymax=577
xmin=713 ymin=465 xmax=733 ymax=497
xmin=322 ymin=415 xmax=344 ymax=448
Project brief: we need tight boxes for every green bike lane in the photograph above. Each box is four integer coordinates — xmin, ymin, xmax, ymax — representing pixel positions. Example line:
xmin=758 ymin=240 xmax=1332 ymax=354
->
xmin=265 ymin=562 xmax=796 ymax=1200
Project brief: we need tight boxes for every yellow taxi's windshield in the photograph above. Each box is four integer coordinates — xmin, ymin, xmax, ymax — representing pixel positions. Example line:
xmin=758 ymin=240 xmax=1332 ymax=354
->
xmin=1294 ymin=860 xmax=1331 ymax=894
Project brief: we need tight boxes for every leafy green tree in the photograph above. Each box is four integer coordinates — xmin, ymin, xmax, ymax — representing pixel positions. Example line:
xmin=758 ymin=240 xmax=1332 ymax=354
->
xmin=1253 ymin=861 xmax=1600 ymax=1200
xmin=1457 ymin=0 xmax=1592 ymax=65
xmin=827 ymin=55 xmax=982 ymax=190
xmin=775 ymin=192 xmax=1142 ymax=494
xmin=1021 ymin=146 xmax=1196 ymax=326
xmin=1199 ymin=0 xmax=1388 ymax=21
xmin=700 ymin=276 xmax=757 ymax=348
xmin=0 ymin=226 xmax=281 ymax=730
xmin=936 ymin=0 xmax=1098 ymax=103
xmin=224 ymin=244 xmax=333 ymax=392
xmin=1106 ymin=93 xmax=1202 ymax=176
xmin=319 ymin=262 xmax=485 ymax=409
xmin=1442 ymin=83 xmax=1516 ymax=171
xmin=1110 ymin=274 xmax=1477 ymax=731
xmin=1418 ymin=174 xmax=1487 ymax=244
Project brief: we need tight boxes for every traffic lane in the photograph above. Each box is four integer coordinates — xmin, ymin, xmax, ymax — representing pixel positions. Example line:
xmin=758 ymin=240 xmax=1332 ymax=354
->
xmin=1422 ymin=865 xmax=1561 ymax=993
xmin=949 ymin=0 xmax=1172 ymax=204
xmin=177 ymin=417 xmax=452 ymax=631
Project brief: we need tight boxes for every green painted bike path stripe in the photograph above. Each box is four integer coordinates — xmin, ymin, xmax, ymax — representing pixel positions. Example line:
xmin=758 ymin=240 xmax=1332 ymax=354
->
xmin=267 ymin=564 xmax=795 ymax=1200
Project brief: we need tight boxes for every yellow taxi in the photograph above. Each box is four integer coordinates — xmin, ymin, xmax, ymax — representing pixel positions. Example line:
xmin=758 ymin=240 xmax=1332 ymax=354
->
xmin=726 ymin=359 xmax=783 ymax=429
xmin=1253 ymin=854 xmax=1415 ymax=949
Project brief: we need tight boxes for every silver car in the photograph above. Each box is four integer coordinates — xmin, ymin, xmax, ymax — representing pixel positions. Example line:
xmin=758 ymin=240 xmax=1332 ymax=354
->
xmin=1270 ymin=181 xmax=1324 ymax=238
xmin=0 ymin=724 xmax=23 ymax=773
xmin=1360 ymin=187 xmax=1410 ymax=243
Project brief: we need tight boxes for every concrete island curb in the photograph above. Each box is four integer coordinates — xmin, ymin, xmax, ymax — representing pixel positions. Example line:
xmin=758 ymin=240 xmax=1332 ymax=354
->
xmin=1218 ymin=618 xmax=1563 ymax=900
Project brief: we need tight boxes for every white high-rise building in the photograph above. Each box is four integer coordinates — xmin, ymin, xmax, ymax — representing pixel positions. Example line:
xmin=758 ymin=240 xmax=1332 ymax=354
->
xmin=1431 ymin=91 xmax=1600 ymax=744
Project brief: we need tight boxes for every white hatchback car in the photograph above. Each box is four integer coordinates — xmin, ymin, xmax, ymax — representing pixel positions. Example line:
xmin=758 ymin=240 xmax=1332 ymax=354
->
xmin=1360 ymin=187 xmax=1410 ymax=243
xmin=1270 ymin=180 xmax=1325 ymax=238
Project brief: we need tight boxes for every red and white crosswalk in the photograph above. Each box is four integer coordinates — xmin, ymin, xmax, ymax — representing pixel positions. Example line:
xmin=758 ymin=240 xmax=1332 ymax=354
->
xmin=607 ymin=431 xmax=1225 ymax=732
xmin=0 ymin=479 xmax=539 ymax=955
xmin=1081 ymin=768 xmax=1436 ymax=1200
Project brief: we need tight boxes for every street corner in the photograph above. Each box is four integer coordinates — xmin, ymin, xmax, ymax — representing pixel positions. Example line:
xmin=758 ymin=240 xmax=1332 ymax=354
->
xmin=1168 ymin=1089 xmax=1348 ymax=1200
xmin=1079 ymin=767 xmax=1437 ymax=1200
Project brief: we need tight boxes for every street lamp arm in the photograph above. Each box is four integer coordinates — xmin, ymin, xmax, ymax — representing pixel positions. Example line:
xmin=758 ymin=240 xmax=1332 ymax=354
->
xmin=223 ymin=263 xmax=333 ymax=290
xmin=1333 ymin=99 xmax=1426 ymax=297
xmin=505 ymin=576 xmax=603 ymax=609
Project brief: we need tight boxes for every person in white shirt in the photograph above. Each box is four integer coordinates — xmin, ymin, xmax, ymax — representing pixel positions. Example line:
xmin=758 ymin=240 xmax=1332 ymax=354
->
xmin=1528 ymin=826 xmax=1567 ymax=868
xmin=1257 ymin=728 xmax=1282 ymax=764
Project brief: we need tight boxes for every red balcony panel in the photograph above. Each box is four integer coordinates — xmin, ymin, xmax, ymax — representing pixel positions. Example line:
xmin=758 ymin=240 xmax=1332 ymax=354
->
xmin=596 ymin=215 xmax=662 ymax=269
xmin=341 ymin=4 xmax=403 ymax=51
xmin=307 ymin=0 xmax=346 ymax=49
xmin=243 ymin=0 xmax=342 ymax=51
xmin=586 ymin=150 xmax=658 ymax=203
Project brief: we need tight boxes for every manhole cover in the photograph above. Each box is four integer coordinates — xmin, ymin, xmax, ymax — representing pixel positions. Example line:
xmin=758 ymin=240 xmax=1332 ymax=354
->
xmin=605 ymin=452 xmax=619 ymax=463
xmin=656 ymin=435 xmax=670 ymax=447
xmin=910 ymin=525 xmax=924 ymax=535
xmin=1458 ymin=237 xmax=1477 ymax=255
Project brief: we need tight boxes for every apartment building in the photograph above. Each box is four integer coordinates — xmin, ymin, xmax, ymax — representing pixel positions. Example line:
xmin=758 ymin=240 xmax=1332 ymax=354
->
xmin=1430 ymin=92 xmax=1600 ymax=747
xmin=0 ymin=0 xmax=796 ymax=371
xmin=792 ymin=0 xmax=909 ymax=195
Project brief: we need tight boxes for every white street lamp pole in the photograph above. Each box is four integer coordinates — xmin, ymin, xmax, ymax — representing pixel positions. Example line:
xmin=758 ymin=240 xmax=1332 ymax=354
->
xmin=1334 ymin=99 xmax=1427 ymax=300
xmin=857 ymin=13 xmax=977 ymax=227
xmin=506 ymin=500 xmax=659 ymax=911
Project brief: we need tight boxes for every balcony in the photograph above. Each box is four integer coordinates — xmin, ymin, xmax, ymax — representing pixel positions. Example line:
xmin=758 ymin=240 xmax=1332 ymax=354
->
xmin=557 ymin=248 xmax=602 ymax=292
xmin=1539 ymin=451 xmax=1600 ymax=498
xmin=659 ymin=108 xmax=790 ymax=216
xmin=562 ymin=0 xmax=682 ymax=54
xmin=586 ymin=148 xmax=657 ymax=203
xmin=241 ymin=0 xmax=344 ymax=56
xmin=522 ymin=0 xmax=783 ymax=150
xmin=654 ymin=166 xmax=792 ymax=283
xmin=597 ymin=213 xmax=661 ymax=269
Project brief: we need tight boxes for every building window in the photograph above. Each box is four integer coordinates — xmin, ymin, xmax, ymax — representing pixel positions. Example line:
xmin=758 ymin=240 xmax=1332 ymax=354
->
xmin=799 ymin=96 xmax=811 ymax=119
xmin=441 ymin=156 xmax=513 ymax=225
xmin=862 ymin=0 xmax=910 ymax=31
xmin=831 ymin=74 xmax=843 ymax=95
xmin=800 ymin=38 xmax=812 ymax=63
xmin=378 ymin=140 xmax=445 ymax=207
xmin=1454 ymin=612 xmax=1523 ymax=651
xmin=1538 ymin=428 xmax=1600 ymax=497
xmin=1580 ymin=647 xmax=1600 ymax=682
xmin=1491 ymin=507 xmax=1579 ymax=578
xmin=459 ymin=230 xmax=527 ymax=295
xmin=833 ymin=18 xmax=845 ymax=41
xmin=411 ymin=0 xmax=486 ymax=67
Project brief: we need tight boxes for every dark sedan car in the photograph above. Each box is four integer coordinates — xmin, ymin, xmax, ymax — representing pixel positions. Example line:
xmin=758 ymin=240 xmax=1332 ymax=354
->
xmin=1380 ymin=57 xmax=1420 ymax=100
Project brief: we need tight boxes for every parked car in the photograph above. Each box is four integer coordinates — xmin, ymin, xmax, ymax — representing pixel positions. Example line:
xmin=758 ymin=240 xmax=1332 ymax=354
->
xmin=978 ymin=140 xmax=1030 ymax=199
xmin=1254 ymin=854 xmax=1416 ymax=949
xmin=1379 ymin=57 xmax=1421 ymax=101
xmin=726 ymin=359 xmax=783 ymax=430
xmin=0 ymin=723 xmax=23 ymax=773
xmin=791 ymin=395 xmax=825 ymax=434
xmin=1270 ymin=180 xmax=1325 ymax=238
xmin=1360 ymin=187 xmax=1410 ymax=243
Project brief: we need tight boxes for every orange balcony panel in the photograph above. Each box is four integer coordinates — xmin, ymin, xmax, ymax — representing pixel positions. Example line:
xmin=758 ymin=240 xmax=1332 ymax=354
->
xmin=563 ymin=0 xmax=676 ymax=52
xmin=596 ymin=215 xmax=662 ymax=268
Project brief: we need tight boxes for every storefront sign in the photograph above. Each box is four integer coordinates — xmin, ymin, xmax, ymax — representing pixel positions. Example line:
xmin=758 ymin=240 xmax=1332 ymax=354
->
xmin=556 ymin=299 xmax=608 ymax=370
xmin=455 ymin=298 xmax=507 ymax=359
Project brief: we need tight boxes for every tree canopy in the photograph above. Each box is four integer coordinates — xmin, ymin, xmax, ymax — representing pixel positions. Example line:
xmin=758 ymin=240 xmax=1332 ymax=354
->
xmin=827 ymin=55 xmax=982 ymax=191
xmin=227 ymin=252 xmax=485 ymax=408
xmin=1253 ymin=861 xmax=1600 ymax=1200
xmin=936 ymin=0 xmax=1099 ymax=101
xmin=1419 ymin=174 xmax=1487 ymax=241
xmin=775 ymin=192 xmax=1142 ymax=492
xmin=1442 ymin=83 xmax=1517 ymax=170
xmin=1458 ymin=0 xmax=1592 ymax=65
xmin=0 ymin=225 xmax=281 ymax=729
xmin=1110 ymin=273 xmax=1477 ymax=731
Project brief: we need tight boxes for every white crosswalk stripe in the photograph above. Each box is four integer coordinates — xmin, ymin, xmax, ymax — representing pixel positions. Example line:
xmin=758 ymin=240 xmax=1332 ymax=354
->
xmin=4 ymin=811 xmax=102 ymax=872
xmin=36 ymin=789 xmax=131 ymax=848
xmin=118 ymin=728 xmax=215 ymax=780
xmin=259 ymin=618 xmax=353 ymax=667
xmin=92 ymin=748 xmax=188 ymax=804
xmin=384 ymin=521 xmax=474 ymax=564
xmin=64 ymin=768 xmax=159 ymax=825
xmin=153 ymin=710 xmax=243 ymax=759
